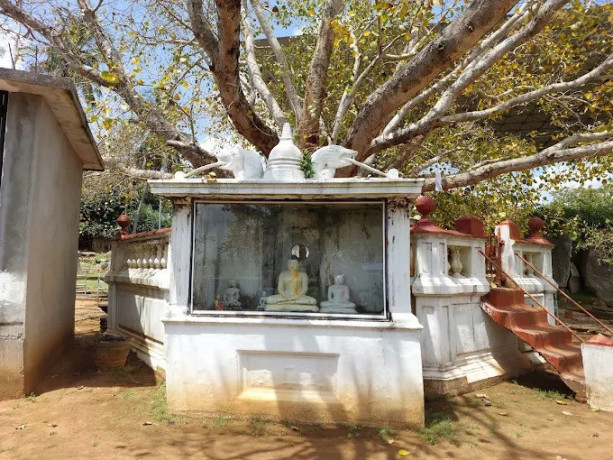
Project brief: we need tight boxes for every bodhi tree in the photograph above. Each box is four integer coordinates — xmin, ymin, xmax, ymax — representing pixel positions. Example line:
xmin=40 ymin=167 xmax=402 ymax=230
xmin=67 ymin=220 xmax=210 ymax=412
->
xmin=0 ymin=0 xmax=611 ymax=195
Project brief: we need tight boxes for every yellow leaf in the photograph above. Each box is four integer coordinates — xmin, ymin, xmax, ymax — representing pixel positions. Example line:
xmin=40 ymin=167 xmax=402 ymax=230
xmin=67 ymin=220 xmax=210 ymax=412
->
xmin=398 ymin=450 xmax=410 ymax=457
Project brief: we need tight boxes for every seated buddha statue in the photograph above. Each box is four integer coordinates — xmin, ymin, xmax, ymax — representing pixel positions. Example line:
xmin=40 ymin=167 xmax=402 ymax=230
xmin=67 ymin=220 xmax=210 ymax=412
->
xmin=319 ymin=274 xmax=356 ymax=314
xmin=266 ymin=256 xmax=318 ymax=312
xmin=222 ymin=280 xmax=241 ymax=310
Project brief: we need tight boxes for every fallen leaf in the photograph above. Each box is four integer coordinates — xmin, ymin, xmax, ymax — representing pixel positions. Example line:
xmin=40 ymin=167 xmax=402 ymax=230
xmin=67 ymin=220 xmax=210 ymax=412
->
xmin=398 ymin=449 xmax=411 ymax=457
xmin=143 ymin=421 xmax=153 ymax=426
xmin=555 ymin=400 xmax=568 ymax=405
xmin=483 ymin=399 xmax=492 ymax=407
xmin=562 ymin=411 xmax=573 ymax=416
xmin=475 ymin=393 xmax=488 ymax=398
xmin=497 ymin=412 xmax=509 ymax=416
xmin=387 ymin=439 xmax=395 ymax=445
xmin=77 ymin=385 xmax=85 ymax=390
xmin=14 ymin=424 xmax=26 ymax=430
xmin=590 ymin=407 xmax=600 ymax=412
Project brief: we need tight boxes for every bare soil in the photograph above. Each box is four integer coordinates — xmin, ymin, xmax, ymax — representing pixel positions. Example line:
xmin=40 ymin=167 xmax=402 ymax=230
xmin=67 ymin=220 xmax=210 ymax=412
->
xmin=1 ymin=297 xmax=613 ymax=460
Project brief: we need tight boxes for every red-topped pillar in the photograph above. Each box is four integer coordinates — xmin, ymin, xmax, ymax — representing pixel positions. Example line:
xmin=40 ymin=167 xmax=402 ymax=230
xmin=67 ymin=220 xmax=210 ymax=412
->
xmin=526 ymin=216 xmax=552 ymax=246
xmin=117 ymin=213 xmax=131 ymax=238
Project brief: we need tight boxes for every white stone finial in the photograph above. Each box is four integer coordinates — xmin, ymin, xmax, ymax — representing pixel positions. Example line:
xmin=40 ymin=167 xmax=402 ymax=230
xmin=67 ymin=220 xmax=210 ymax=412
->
xmin=263 ymin=123 xmax=305 ymax=181
xmin=281 ymin=122 xmax=292 ymax=140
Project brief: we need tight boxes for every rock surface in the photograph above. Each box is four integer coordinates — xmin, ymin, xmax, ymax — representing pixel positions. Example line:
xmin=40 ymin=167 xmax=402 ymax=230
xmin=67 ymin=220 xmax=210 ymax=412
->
xmin=552 ymin=235 xmax=572 ymax=288
xmin=568 ymin=262 xmax=581 ymax=294
xmin=584 ymin=249 xmax=613 ymax=307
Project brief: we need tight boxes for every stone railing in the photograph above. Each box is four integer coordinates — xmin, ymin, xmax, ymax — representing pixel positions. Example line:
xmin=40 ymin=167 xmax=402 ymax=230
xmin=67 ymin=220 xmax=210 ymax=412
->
xmin=496 ymin=217 xmax=557 ymax=323
xmin=107 ymin=229 xmax=171 ymax=289
xmin=105 ymin=215 xmax=171 ymax=371
xmin=411 ymin=197 xmax=489 ymax=296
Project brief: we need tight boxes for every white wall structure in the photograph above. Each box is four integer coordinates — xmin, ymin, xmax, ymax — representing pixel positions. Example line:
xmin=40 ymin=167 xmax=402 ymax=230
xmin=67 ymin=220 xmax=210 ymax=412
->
xmin=105 ymin=229 xmax=170 ymax=372
xmin=582 ymin=335 xmax=613 ymax=412
xmin=496 ymin=219 xmax=557 ymax=325
xmin=411 ymin=201 xmax=540 ymax=395
xmin=0 ymin=69 xmax=103 ymax=397
xmin=145 ymin=178 xmax=426 ymax=426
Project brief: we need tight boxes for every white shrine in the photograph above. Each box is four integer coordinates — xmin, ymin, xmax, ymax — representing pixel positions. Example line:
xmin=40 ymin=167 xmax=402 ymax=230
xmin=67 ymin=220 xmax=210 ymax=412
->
xmin=106 ymin=124 xmax=566 ymax=425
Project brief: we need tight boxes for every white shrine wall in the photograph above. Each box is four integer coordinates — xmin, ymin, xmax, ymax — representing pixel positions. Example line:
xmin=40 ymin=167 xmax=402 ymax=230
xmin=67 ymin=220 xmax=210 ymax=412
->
xmin=105 ymin=230 xmax=170 ymax=372
xmin=412 ymin=216 xmax=540 ymax=396
xmin=161 ymin=196 xmax=424 ymax=426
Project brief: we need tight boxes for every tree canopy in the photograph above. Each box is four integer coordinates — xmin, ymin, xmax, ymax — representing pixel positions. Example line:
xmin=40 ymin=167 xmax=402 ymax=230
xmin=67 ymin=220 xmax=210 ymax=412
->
xmin=0 ymin=0 xmax=611 ymax=192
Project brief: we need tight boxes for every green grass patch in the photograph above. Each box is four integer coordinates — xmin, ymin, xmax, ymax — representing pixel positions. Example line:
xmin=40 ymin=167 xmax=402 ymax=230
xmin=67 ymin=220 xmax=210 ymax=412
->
xmin=536 ymin=389 xmax=567 ymax=401
xmin=150 ymin=384 xmax=173 ymax=423
xmin=211 ymin=415 xmax=231 ymax=429
xmin=417 ymin=412 xmax=460 ymax=445
xmin=25 ymin=393 xmax=37 ymax=402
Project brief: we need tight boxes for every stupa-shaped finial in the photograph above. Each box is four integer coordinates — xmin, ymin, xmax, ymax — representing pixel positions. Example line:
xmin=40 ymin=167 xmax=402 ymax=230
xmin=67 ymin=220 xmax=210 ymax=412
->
xmin=280 ymin=122 xmax=292 ymax=140
xmin=263 ymin=123 xmax=305 ymax=181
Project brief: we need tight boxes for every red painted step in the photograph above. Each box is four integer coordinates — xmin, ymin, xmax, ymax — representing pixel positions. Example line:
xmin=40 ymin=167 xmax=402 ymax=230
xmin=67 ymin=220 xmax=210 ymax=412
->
xmin=482 ymin=287 xmax=586 ymax=399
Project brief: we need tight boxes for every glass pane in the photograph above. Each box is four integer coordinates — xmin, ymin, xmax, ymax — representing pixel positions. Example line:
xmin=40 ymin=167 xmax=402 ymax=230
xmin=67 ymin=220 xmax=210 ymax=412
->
xmin=192 ymin=202 xmax=385 ymax=316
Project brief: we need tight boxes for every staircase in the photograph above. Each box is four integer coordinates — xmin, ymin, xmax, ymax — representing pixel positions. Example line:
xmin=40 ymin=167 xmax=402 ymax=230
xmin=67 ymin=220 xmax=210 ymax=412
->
xmin=482 ymin=287 xmax=586 ymax=400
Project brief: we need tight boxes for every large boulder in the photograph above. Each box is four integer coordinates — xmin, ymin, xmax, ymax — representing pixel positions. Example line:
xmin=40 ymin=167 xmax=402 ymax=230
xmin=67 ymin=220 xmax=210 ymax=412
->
xmin=584 ymin=249 xmax=613 ymax=307
xmin=552 ymin=235 xmax=572 ymax=288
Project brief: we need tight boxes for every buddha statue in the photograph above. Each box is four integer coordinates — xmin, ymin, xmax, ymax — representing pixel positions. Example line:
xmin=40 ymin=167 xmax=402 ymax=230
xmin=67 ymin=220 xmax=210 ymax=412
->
xmin=266 ymin=256 xmax=318 ymax=312
xmin=222 ymin=280 xmax=241 ymax=310
xmin=319 ymin=274 xmax=356 ymax=314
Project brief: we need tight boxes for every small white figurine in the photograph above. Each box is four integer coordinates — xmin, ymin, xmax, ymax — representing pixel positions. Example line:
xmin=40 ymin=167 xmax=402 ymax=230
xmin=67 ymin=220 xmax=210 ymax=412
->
xmin=319 ymin=274 xmax=357 ymax=314
xmin=311 ymin=145 xmax=358 ymax=180
xmin=222 ymin=280 xmax=242 ymax=309
xmin=266 ymin=256 xmax=318 ymax=312
xmin=218 ymin=146 xmax=266 ymax=180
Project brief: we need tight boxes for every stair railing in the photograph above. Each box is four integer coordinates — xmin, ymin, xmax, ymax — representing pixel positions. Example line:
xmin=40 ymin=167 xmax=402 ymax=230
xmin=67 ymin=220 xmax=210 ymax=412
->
xmin=516 ymin=253 xmax=613 ymax=337
xmin=478 ymin=249 xmax=585 ymax=343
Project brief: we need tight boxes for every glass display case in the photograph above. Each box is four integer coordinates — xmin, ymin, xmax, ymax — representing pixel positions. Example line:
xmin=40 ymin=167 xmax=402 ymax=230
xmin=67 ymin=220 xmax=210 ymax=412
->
xmin=191 ymin=200 xmax=386 ymax=318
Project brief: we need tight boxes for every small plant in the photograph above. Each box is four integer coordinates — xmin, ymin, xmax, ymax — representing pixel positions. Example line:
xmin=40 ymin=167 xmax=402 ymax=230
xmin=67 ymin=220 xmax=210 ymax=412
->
xmin=417 ymin=412 xmax=460 ymax=445
xmin=299 ymin=152 xmax=315 ymax=178
xmin=249 ymin=416 xmax=268 ymax=437
xmin=25 ymin=393 xmax=37 ymax=402
xmin=211 ymin=415 xmax=231 ymax=429
xmin=347 ymin=425 xmax=361 ymax=439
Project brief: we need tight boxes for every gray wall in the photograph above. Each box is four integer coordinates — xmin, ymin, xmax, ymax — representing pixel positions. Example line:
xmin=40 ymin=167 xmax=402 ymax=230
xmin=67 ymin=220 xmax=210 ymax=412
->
xmin=0 ymin=93 xmax=82 ymax=396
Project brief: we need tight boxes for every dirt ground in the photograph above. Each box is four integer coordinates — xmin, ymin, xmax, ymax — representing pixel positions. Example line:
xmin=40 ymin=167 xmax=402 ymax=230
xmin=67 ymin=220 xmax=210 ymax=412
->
xmin=1 ymin=297 xmax=613 ymax=460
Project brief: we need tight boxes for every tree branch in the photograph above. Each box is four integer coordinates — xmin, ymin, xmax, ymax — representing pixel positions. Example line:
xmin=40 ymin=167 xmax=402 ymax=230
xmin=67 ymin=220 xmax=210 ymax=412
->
xmin=440 ymin=53 xmax=613 ymax=124
xmin=422 ymin=132 xmax=613 ymax=191
xmin=249 ymin=0 xmax=301 ymax=122
xmin=188 ymin=0 xmax=279 ymax=155
xmin=242 ymin=6 xmax=286 ymax=129
xmin=298 ymin=0 xmax=344 ymax=149
xmin=369 ymin=0 xmax=568 ymax=156
xmin=343 ymin=0 xmax=523 ymax=161
xmin=0 ymin=0 xmax=216 ymax=169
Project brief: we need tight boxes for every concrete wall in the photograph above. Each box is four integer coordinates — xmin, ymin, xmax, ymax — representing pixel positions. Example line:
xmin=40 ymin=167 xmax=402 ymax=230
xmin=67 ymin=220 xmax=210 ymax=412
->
xmin=0 ymin=93 xmax=82 ymax=396
xmin=582 ymin=336 xmax=613 ymax=411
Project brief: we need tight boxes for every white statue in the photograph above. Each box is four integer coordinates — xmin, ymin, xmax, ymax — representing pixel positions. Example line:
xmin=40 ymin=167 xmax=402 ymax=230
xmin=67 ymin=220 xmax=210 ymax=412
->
xmin=311 ymin=145 xmax=357 ymax=179
xmin=218 ymin=146 xmax=266 ymax=180
xmin=311 ymin=144 xmax=401 ymax=179
xmin=319 ymin=274 xmax=357 ymax=314
xmin=265 ymin=257 xmax=318 ymax=312
xmin=222 ymin=280 xmax=241 ymax=309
